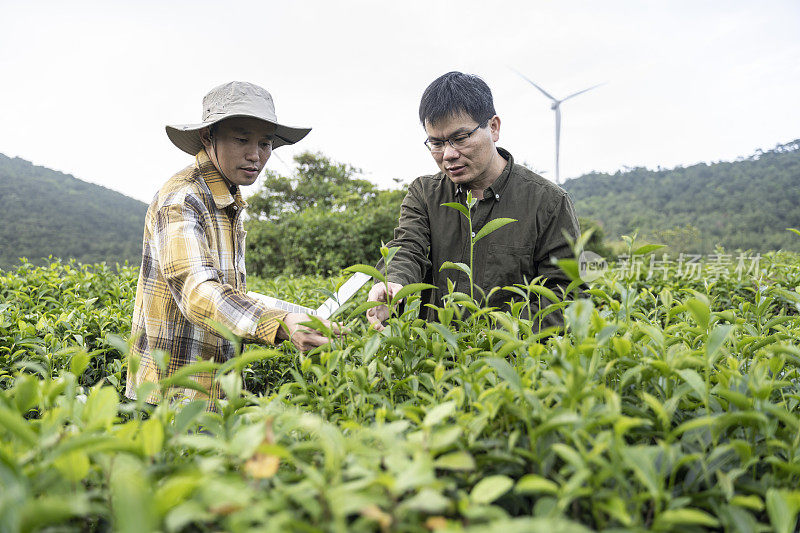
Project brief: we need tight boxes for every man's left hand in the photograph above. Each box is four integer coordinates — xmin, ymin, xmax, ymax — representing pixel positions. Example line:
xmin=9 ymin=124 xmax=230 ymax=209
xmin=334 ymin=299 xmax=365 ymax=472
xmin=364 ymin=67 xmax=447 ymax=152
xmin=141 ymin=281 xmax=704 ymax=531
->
xmin=277 ymin=313 xmax=345 ymax=351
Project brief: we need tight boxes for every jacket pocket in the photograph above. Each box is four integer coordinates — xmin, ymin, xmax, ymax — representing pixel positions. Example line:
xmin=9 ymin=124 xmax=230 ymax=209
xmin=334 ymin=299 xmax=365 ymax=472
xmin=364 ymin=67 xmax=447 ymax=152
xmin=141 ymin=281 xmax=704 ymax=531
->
xmin=483 ymin=243 xmax=532 ymax=289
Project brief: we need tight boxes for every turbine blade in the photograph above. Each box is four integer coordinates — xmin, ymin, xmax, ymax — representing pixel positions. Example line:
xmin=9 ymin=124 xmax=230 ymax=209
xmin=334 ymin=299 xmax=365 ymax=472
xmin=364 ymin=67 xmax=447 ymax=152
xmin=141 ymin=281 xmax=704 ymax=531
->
xmin=509 ymin=66 xmax=557 ymax=101
xmin=561 ymin=82 xmax=605 ymax=102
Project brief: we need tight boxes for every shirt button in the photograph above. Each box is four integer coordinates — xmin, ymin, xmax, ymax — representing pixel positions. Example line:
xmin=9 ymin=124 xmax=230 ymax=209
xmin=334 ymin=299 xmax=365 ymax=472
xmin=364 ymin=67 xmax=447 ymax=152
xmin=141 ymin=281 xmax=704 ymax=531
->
xmin=496 ymin=194 xmax=501 ymax=200
xmin=233 ymin=205 xmax=238 ymax=210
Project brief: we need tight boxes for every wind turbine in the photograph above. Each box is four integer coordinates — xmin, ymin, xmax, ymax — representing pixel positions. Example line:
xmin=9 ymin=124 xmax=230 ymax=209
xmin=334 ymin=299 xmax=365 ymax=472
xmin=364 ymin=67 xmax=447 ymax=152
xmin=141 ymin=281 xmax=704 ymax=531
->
xmin=512 ymin=68 xmax=602 ymax=184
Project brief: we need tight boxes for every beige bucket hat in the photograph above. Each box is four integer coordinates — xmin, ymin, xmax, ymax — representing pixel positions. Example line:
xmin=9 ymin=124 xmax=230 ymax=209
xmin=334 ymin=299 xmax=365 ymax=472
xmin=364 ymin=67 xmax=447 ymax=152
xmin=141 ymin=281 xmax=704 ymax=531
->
xmin=166 ymin=81 xmax=311 ymax=155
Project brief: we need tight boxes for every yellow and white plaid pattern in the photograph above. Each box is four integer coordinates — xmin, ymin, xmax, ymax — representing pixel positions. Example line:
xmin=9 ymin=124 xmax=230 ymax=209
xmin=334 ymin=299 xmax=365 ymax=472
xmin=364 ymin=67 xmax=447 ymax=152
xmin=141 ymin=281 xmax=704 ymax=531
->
xmin=125 ymin=150 xmax=286 ymax=407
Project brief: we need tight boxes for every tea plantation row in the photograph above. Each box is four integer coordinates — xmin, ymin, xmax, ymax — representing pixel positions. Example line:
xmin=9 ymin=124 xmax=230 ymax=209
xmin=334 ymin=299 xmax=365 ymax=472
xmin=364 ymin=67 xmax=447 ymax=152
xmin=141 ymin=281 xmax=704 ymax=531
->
xmin=1 ymin=252 xmax=800 ymax=532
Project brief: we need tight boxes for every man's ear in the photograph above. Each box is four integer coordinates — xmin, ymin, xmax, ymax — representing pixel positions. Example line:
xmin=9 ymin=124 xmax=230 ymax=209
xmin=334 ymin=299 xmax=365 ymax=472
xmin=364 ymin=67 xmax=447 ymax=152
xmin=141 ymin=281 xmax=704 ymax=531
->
xmin=199 ymin=127 xmax=213 ymax=149
xmin=489 ymin=115 xmax=501 ymax=142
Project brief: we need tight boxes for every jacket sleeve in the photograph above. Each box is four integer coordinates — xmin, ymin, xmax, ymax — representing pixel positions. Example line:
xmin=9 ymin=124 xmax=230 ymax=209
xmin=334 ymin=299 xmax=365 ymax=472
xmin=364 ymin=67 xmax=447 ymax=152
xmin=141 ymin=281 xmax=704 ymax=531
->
xmin=377 ymin=179 xmax=432 ymax=286
xmin=154 ymin=195 xmax=287 ymax=346
xmin=534 ymin=191 xmax=582 ymax=296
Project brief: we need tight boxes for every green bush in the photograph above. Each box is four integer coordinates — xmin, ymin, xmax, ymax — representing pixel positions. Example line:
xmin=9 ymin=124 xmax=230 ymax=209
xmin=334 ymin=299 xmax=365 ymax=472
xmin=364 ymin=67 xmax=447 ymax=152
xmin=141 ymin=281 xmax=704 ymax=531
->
xmin=2 ymin=249 xmax=800 ymax=531
xmin=246 ymin=191 xmax=404 ymax=277
xmin=244 ymin=151 xmax=406 ymax=277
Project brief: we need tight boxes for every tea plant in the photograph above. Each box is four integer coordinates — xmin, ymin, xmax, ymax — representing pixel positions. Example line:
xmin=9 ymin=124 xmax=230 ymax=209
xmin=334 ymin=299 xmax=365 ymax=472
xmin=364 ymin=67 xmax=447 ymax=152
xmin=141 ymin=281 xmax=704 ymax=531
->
xmin=2 ymin=251 xmax=800 ymax=531
xmin=440 ymin=190 xmax=516 ymax=301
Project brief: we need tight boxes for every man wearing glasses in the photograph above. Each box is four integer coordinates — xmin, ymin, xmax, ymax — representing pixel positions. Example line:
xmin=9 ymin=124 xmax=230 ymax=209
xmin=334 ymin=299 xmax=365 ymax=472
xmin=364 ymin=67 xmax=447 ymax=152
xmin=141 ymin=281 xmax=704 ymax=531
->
xmin=367 ymin=71 xmax=581 ymax=332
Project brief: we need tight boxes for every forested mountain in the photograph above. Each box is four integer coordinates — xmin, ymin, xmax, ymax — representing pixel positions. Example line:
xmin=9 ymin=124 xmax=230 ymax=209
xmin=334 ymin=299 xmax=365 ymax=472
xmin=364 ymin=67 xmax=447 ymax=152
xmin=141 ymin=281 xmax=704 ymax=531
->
xmin=2 ymin=139 xmax=798 ymax=272
xmin=562 ymin=140 xmax=800 ymax=253
xmin=0 ymin=153 xmax=147 ymax=269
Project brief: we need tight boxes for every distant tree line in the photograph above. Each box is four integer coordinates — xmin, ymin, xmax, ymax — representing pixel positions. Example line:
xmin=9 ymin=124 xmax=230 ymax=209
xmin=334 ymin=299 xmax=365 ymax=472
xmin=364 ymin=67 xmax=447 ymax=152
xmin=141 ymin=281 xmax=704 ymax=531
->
xmin=563 ymin=139 xmax=800 ymax=254
xmin=243 ymin=152 xmax=613 ymax=277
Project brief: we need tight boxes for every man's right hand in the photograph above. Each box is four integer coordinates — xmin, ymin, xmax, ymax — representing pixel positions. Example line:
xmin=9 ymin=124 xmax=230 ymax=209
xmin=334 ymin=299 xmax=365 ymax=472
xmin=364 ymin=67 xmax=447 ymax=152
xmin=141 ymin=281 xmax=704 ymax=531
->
xmin=277 ymin=313 xmax=345 ymax=351
xmin=366 ymin=282 xmax=403 ymax=332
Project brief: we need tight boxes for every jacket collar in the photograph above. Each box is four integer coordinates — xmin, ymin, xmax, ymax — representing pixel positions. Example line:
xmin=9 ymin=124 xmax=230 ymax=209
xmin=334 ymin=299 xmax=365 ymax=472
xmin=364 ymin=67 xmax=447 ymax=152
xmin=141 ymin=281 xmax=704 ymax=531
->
xmin=455 ymin=147 xmax=513 ymax=202
xmin=195 ymin=150 xmax=247 ymax=210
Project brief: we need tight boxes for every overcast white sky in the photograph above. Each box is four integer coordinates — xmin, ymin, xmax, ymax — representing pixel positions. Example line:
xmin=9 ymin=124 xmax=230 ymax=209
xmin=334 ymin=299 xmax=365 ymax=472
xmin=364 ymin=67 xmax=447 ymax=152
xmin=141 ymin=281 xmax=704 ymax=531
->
xmin=1 ymin=1 xmax=798 ymax=203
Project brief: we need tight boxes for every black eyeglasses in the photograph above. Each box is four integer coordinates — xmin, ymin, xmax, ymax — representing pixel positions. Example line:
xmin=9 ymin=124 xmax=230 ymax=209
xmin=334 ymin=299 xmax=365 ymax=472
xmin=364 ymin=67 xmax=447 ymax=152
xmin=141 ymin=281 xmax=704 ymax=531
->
xmin=424 ymin=123 xmax=484 ymax=153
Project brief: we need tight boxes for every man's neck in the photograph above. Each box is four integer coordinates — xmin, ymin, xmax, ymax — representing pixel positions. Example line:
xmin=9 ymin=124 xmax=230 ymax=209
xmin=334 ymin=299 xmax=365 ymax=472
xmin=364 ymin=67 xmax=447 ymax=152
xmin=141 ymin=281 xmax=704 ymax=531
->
xmin=204 ymin=147 xmax=238 ymax=194
xmin=464 ymin=150 xmax=508 ymax=200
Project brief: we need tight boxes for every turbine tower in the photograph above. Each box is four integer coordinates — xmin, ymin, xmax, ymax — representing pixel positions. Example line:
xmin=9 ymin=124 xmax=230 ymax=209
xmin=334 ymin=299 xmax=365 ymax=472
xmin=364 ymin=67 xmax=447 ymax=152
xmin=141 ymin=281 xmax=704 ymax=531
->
xmin=512 ymin=68 xmax=602 ymax=184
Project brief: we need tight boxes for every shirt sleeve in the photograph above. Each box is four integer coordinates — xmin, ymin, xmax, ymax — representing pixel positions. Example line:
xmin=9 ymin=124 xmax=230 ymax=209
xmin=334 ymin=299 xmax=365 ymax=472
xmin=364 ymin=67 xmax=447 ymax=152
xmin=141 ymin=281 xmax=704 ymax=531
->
xmin=378 ymin=179 xmax=432 ymax=286
xmin=154 ymin=195 xmax=287 ymax=346
xmin=534 ymin=191 xmax=583 ymax=294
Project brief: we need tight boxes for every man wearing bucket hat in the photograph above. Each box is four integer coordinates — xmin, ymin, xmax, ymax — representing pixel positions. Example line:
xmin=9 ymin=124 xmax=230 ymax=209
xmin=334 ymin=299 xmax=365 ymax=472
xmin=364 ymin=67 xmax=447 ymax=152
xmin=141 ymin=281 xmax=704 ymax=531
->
xmin=126 ymin=81 xmax=341 ymax=408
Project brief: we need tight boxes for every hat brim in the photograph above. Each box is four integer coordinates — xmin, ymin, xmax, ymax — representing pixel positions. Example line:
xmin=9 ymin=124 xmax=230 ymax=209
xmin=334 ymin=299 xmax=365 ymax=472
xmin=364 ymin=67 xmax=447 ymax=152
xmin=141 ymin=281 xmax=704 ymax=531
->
xmin=166 ymin=115 xmax=311 ymax=156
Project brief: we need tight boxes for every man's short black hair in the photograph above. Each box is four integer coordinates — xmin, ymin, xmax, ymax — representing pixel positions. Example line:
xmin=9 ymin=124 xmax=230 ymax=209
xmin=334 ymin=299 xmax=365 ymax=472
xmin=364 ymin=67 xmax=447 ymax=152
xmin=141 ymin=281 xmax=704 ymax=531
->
xmin=419 ymin=71 xmax=496 ymax=127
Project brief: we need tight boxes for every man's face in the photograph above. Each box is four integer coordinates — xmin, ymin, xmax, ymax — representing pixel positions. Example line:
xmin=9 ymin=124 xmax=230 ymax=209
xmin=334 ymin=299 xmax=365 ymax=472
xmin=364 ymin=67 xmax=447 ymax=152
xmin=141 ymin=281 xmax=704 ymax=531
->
xmin=424 ymin=111 xmax=501 ymax=190
xmin=201 ymin=116 xmax=276 ymax=187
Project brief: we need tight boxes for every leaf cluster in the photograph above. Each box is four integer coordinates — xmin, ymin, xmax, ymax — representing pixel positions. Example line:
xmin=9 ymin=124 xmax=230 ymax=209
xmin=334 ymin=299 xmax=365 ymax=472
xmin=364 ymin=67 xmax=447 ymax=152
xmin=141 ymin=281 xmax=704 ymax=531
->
xmin=2 ymin=253 xmax=800 ymax=531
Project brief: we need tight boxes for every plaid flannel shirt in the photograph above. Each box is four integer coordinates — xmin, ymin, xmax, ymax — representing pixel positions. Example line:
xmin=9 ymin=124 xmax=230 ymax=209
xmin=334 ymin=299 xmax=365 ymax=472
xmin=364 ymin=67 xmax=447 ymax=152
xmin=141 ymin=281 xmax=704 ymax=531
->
xmin=125 ymin=150 xmax=286 ymax=407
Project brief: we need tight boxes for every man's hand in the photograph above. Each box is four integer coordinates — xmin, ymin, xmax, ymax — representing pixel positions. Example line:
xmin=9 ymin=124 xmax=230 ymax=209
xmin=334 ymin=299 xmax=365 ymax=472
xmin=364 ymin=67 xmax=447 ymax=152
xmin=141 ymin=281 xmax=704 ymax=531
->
xmin=276 ymin=313 xmax=344 ymax=351
xmin=366 ymin=282 xmax=403 ymax=332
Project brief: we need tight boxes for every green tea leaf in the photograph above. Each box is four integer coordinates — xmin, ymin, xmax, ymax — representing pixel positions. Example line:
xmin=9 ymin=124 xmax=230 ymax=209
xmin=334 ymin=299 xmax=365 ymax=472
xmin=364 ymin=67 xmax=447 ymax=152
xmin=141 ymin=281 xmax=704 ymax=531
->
xmin=154 ymin=474 xmax=202 ymax=517
xmin=767 ymin=489 xmax=798 ymax=533
xmin=525 ymin=284 xmax=560 ymax=305
xmin=172 ymin=401 xmax=207 ymax=435
xmin=554 ymin=258 xmax=581 ymax=281
xmin=402 ymin=488 xmax=450 ymax=513
xmin=110 ymin=456 xmax=156 ymax=533
xmin=430 ymin=425 xmax=462 ymax=452
xmin=140 ymin=417 xmax=164 ymax=456
xmin=82 ymin=386 xmax=119 ymax=429
xmin=653 ymin=508 xmax=719 ymax=528
xmin=440 ymin=201 xmax=470 ymax=218
xmin=515 ymin=474 xmax=559 ymax=494
xmin=471 ymin=475 xmax=514 ymax=504
xmin=706 ymin=324 xmax=732 ymax=361
xmin=424 ymin=401 xmax=456 ymax=427
xmin=345 ymin=264 xmax=385 ymax=283
xmin=53 ymin=451 xmax=90 ymax=483
xmin=623 ymin=447 xmax=660 ymax=498
xmin=380 ymin=244 xmax=401 ymax=266
xmin=360 ymin=334 xmax=382 ymax=365
xmin=70 ymin=351 xmax=91 ymax=377
xmin=19 ymin=495 xmax=92 ymax=532
xmin=430 ymin=323 xmax=459 ymax=351
xmin=434 ymin=451 xmax=475 ymax=471
xmin=686 ymin=298 xmax=710 ymax=330
xmin=218 ymin=372 xmax=242 ymax=400
xmin=485 ymin=357 xmax=522 ymax=392
xmin=633 ymin=244 xmax=666 ymax=256
xmin=612 ymin=337 xmax=631 ymax=357
xmin=439 ymin=261 xmax=471 ymax=278
xmin=731 ymin=494 xmax=764 ymax=511
xmin=391 ymin=283 xmax=437 ymax=304
xmin=14 ymin=373 xmax=40 ymax=413
xmin=671 ymin=415 xmax=716 ymax=437
xmin=474 ymin=218 xmax=517 ymax=243
xmin=677 ymin=368 xmax=707 ymax=399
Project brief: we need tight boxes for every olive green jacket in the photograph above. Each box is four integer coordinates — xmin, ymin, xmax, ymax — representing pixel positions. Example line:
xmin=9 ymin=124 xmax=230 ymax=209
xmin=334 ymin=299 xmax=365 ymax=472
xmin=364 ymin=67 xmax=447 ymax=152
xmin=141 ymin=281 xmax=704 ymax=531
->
xmin=381 ymin=148 xmax=580 ymax=329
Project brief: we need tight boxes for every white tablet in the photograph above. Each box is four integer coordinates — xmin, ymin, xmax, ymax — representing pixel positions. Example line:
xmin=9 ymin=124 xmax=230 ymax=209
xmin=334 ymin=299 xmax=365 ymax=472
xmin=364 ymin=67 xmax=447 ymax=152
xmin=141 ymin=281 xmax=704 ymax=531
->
xmin=246 ymin=272 xmax=372 ymax=320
